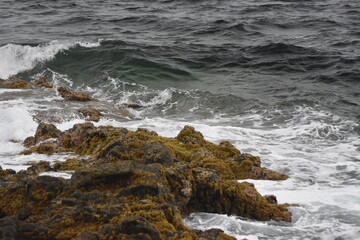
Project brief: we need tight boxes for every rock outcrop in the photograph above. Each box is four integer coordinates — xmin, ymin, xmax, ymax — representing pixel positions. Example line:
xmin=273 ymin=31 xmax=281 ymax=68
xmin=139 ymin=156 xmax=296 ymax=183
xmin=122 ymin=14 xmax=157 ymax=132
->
xmin=0 ymin=123 xmax=291 ymax=239
xmin=57 ymin=87 xmax=95 ymax=101
xmin=0 ymin=76 xmax=53 ymax=89
xmin=79 ymin=108 xmax=103 ymax=122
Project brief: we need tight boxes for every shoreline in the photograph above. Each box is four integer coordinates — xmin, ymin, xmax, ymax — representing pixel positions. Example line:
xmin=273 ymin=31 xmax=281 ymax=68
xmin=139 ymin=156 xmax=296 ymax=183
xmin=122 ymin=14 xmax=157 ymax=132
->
xmin=0 ymin=77 xmax=291 ymax=240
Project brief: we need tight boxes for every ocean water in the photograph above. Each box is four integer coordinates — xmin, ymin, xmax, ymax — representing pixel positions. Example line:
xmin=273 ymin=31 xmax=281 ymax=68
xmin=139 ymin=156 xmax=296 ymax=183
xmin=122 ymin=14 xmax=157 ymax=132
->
xmin=1 ymin=0 xmax=360 ymax=239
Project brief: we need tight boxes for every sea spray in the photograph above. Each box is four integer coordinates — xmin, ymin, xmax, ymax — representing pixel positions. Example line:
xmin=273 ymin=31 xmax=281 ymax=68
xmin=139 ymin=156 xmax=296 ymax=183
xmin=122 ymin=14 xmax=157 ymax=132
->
xmin=0 ymin=40 xmax=101 ymax=79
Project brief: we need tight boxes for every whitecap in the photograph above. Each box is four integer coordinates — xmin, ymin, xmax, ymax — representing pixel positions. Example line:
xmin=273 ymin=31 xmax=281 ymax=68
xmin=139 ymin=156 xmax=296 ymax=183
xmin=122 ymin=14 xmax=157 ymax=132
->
xmin=0 ymin=40 xmax=102 ymax=79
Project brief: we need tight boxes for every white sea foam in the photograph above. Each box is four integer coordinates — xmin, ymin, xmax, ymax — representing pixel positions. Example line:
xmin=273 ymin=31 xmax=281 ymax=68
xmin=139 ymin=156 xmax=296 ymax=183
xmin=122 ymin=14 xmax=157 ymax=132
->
xmin=0 ymin=81 xmax=358 ymax=240
xmin=34 ymin=69 xmax=74 ymax=88
xmin=90 ymin=109 xmax=359 ymax=240
xmin=39 ymin=171 xmax=73 ymax=179
xmin=0 ymin=107 xmax=37 ymax=145
xmin=0 ymin=153 xmax=73 ymax=172
xmin=76 ymin=39 xmax=102 ymax=48
xmin=0 ymin=40 xmax=101 ymax=79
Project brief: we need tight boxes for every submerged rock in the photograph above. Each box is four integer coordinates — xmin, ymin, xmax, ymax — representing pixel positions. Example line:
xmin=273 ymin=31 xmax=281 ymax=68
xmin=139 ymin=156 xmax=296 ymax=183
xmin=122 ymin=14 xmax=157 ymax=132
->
xmin=121 ymin=103 xmax=143 ymax=109
xmin=0 ymin=123 xmax=292 ymax=239
xmin=79 ymin=108 xmax=103 ymax=122
xmin=32 ymin=76 xmax=53 ymax=88
xmin=57 ymin=87 xmax=95 ymax=101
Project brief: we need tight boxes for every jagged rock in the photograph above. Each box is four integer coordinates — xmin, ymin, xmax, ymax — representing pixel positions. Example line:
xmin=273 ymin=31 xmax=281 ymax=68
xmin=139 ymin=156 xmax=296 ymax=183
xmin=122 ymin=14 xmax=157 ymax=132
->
xmin=0 ymin=123 xmax=292 ymax=239
xmin=79 ymin=108 xmax=103 ymax=122
xmin=186 ymin=167 xmax=291 ymax=221
xmin=32 ymin=76 xmax=53 ymax=88
xmin=0 ymin=76 xmax=53 ymax=89
xmin=0 ymin=77 xmax=29 ymax=89
xmin=24 ymin=123 xmax=61 ymax=148
xmin=136 ymin=128 xmax=158 ymax=136
xmin=176 ymin=125 xmax=205 ymax=145
xmin=70 ymin=161 xmax=135 ymax=190
xmin=264 ymin=194 xmax=278 ymax=204
xmin=57 ymin=87 xmax=95 ymax=101
xmin=23 ymin=137 xmax=36 ymax=148
xmin=22 ymin=161 xmax=52 ymax=176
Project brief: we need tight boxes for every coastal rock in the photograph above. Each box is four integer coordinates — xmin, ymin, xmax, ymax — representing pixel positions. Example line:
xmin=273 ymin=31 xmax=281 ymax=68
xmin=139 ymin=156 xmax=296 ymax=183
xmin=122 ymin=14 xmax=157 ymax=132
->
xmin=120 ymin=216 xmax=161 ymax=240
xmin=264 ymin=194 xmax=278 ymax=204
xmin=23 ymin=123 xmax=61 ymax=148
xmin=0 ymin=77 xmax=29 ymax=88
xmin=3 ymin=123 xmax=293 ymax=239
xmin=34 ymin=123 xmax=61 ymax=143
xmin=79 ymin=108 xmax=103 ymax=122
xmin=0 ymin=76 xmax=53 ymax=89
xmin=70 ymin=161 xmax=136 ymax=190
xmin=32 ymin=76 xmax=53 ymax=88
xmin=188 ymin=168 xmax=291 ymax=221
xmin=57 ymin=87 xmax=95 ymax=101
xmin=19 ymin=161 xmax=53 ymax=176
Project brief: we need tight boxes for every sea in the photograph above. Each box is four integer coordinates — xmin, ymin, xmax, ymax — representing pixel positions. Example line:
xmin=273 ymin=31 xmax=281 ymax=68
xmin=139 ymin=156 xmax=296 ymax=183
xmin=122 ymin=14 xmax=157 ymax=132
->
xmin=0 ymin=0 xmax=359 ymax=239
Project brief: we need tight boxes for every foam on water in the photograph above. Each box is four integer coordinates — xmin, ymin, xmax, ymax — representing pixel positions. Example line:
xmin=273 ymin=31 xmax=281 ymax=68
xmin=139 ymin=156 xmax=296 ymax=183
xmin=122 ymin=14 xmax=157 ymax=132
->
xmin=0 ymin=105 xmax=75 ymax=171
xmin=88 ymin=106 xmax=360 ymax=240
xmin=0 ymin=153 xmax=74 ymax=172
xmin=0 ymin=106 xmax=37 ymax=154
xmin=0 ymin=68 xmax=358 ymax=239
xmin=0 ymin=40 xmax=101 ymax=79
xmin=39 ymin=171 xmax=73 ymax=179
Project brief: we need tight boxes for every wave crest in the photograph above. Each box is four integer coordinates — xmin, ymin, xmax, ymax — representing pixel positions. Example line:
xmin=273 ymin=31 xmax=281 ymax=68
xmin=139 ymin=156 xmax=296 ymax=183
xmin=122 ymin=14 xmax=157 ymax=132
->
xmin=0 ymin=40 xmax=101 ymax=79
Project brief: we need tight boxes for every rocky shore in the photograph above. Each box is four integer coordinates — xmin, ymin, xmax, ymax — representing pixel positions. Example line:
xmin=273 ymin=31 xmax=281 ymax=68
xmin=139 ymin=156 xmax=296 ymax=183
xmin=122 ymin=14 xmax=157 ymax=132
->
xmin=0 ymin=77 xmax=291 ymax=240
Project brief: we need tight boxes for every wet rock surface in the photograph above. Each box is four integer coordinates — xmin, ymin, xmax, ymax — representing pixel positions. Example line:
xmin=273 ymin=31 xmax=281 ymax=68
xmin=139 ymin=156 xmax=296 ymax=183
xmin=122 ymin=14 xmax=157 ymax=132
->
xmin=79 ymin=108 xmax=103 ymax=122
xmin=0 ymin=77 xmax=140 ymax=124
xmin=57 ymin=87 xmax=95 ymax=101
xmin=0 ymin=77 xmax=53 ymax=89
xmin=0 ymin=123 xmax=291 ymax=239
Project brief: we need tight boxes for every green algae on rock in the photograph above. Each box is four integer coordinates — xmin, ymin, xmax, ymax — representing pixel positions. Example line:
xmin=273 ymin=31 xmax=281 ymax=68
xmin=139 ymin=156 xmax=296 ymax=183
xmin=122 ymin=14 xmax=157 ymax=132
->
xmin=0 ymin=123 xmax=291 ymax=239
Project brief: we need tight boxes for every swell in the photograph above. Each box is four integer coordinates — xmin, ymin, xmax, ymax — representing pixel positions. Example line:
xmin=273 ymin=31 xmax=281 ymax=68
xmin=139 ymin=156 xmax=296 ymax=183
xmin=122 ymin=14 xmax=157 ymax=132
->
xmin=4 ymin=39 xmax=359 ymax=116
xmin=0 ymin=40 xmax=101 ymax=80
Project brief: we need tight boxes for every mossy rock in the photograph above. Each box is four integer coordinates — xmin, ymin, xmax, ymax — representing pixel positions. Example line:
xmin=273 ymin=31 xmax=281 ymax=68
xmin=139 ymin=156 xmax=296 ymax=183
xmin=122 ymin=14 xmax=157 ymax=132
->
xmin=0 ymin=76 xmax=53 ymax=89
xmin=0 ymin=185 xmax=26 ymax=216
xmin=12 ymin=123 xmax=292 ymax=239
xmin=0 ymin=77 xmax=29 ymax=88
xmin=55 ymin=158 xmax=86 ymax=171
xmin=57 ymin=87 xmax=95 ymax=101
xmin=79 ymin=108 xmax=103 ymax=122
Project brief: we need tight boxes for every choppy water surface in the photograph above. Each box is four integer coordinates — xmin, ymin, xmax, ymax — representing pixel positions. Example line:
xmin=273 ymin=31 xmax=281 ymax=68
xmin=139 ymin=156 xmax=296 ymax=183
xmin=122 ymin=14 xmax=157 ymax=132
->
xmin=1 ymin=0 xmax=359 ymax=239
